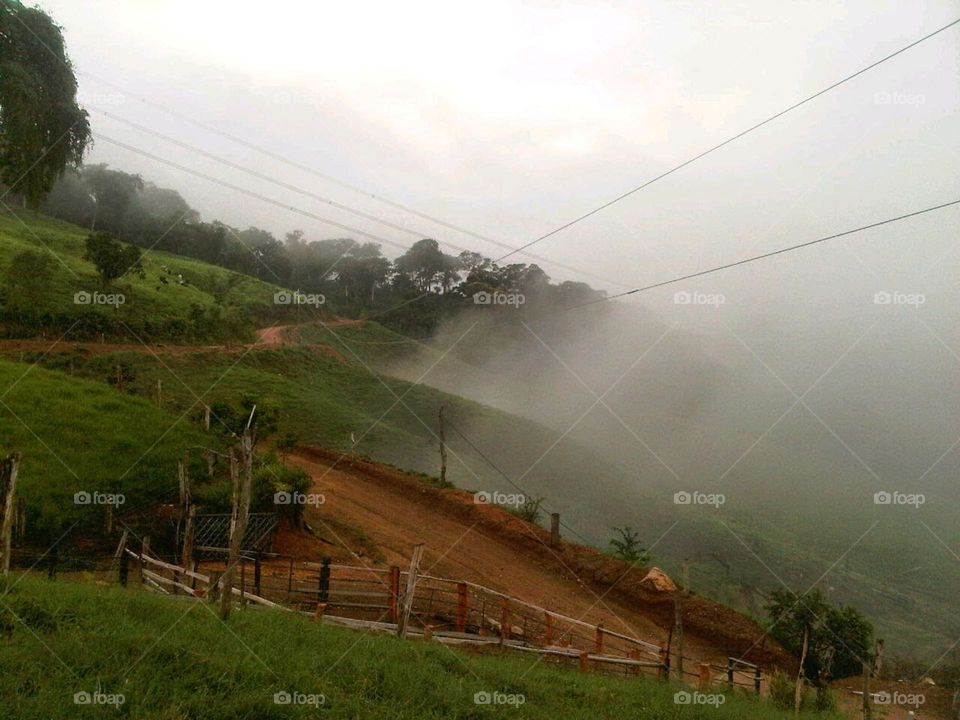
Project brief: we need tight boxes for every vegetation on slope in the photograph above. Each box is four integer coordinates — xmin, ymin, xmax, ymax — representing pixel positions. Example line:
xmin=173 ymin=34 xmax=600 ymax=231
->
xmin=0 ymin=576 xmax=844 ymax=720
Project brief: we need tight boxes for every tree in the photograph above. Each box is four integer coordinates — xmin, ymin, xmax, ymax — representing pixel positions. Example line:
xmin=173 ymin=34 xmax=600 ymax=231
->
xmin=766 ymin=589 xmax=872 ymax=681
xmin=609 ymin=526 xmax=649 ymax=564
xmin=83 ymin=232 xmax=144 ymax=285
xmin=0 ymin=0 xmax=91 ymax=206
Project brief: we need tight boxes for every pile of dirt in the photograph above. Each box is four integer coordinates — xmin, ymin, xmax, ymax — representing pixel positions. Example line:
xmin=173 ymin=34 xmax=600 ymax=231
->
xmin=639 ymin=567 xmax=677 ymax=592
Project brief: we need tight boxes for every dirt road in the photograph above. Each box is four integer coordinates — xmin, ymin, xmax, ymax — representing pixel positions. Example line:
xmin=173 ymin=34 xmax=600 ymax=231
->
xmin=286 ymin=446 xmax=792 ymax=675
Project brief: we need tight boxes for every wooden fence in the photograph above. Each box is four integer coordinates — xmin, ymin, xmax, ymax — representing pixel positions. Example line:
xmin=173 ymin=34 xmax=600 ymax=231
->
xmin=112 ymin=548 xmax=764 ymax=688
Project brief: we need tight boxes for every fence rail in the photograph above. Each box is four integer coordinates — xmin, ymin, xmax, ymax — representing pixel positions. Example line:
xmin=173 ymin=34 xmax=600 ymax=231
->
xmin=92 ymin=547 xmax=766 ymax=691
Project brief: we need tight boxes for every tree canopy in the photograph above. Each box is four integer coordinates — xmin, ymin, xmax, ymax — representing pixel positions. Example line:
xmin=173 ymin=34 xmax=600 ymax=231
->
xmin=0 ymin=0 xmax=91 ymax=206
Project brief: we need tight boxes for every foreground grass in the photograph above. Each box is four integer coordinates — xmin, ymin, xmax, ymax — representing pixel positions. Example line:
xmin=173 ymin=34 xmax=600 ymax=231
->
xmin=0 ymin=576 xmax=841 ymax=720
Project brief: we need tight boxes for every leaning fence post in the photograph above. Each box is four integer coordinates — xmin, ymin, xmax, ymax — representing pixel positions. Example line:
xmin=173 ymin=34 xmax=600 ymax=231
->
xmin=397 ymin=543 xmax=424 ymax=639
xmin=0 ymin=452 xmax=22 ymax=575
xmin=659 ymin=646 xmax=670 ymax=681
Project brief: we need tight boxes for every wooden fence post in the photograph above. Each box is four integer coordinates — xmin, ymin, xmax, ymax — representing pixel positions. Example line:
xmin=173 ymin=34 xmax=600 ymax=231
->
xmin=116 ymin=531 xmax=129 ymax=586
xmin=397 ymin=543 xmax=424 ymax=638
xmin=254 ymin=555 xmax=262 ymax=596
xmin=727 ymin=657 xmax=735 ymax=689
xmin=221 ymin=432 xmax=253 ymax=620
xmin=544 ymin=612 xmax=553 ymax=645
xmin=138 ymin=535 xmax=151 ymax=586
xmin=500 ymin=598 xmax=511 ymax=643
xmin=579 ymin=650 xmax=589 ymax=673
xmin=795 ymin=626 xmax=809 ymax=714
xmin=659 ymin=646 xmax=670 ymax=681
xmin=438 ymin=407 xmax=447 ymax=485
xmin=674 ymin=596 xmax=684 ymax=680
xmin=388 ymin=565 xmax=400 ymax=623
xmin=318 ymin=557 xmax=331 ymax=603
xmin=754 ymin=664 xmax=762 ymax=695
xmin=208 ymin=570 xmax=222 ymax=602
xmin=594 ymin=623 xmax=604 ymax=655
xmin=862 ymin=660 xmax=872 ymax=719
xmin=550 ymin=513 xmax=561 ymax=548
xmin=0 ymin=452 xmax=22 ymax=574
xmin=699 ymin=663 xmax=712 ymax=690
xmin=456 ymin=582 xmax=468 ymax=632
xmin=314 ymin=602 xmax=327 ymax=621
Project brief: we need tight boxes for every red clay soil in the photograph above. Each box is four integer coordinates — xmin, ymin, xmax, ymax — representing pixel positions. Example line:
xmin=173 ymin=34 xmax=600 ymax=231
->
xmin=0 ymin=321 xmax=349 ymax=362
xmin=286 ymin=446 xmax=794 ymax=671
xmin=831 ymin=676 xmax=952 ymax=720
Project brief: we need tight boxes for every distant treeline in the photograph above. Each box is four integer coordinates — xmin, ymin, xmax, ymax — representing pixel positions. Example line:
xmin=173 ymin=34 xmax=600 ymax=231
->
xmin=40 ymin=164 xmax=606 ymax=335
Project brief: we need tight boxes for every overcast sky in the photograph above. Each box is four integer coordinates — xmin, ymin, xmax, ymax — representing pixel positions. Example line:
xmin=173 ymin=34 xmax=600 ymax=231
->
xmin=37 ymin=0 xmax=959 ymax=298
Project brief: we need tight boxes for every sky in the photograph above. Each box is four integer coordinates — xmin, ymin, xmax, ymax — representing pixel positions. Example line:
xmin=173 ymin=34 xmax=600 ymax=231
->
xmin=38 ymin=0 xmax=960 ymax=295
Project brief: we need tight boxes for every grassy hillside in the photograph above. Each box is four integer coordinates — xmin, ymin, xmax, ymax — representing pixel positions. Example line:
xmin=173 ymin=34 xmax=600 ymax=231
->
xmin=0 ymin=357 xmax=216 ymax=541
xmin=0 ymin=575 xmax=841 ymax=720
xmin=0 ymin=211 xmax=283 ymax=341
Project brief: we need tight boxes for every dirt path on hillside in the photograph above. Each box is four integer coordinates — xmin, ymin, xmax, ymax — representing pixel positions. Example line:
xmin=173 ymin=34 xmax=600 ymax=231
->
xmin=0 ymin=320 xmax=355 ymax=359
xmin=285 ymin=447 xmax=790 ymax=677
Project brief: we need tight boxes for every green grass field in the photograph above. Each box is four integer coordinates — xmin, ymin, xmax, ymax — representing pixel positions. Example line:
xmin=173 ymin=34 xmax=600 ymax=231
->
xmin=0 ymin=357 xmax=216 ymax=541
xmin=0 ymin=575 xmax=842 ymax=720
xmin=0 ymin=211 xmax=283 ymax=341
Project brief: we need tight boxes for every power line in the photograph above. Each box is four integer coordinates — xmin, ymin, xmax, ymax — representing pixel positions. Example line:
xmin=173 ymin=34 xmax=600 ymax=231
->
xmin=93 ymin=109 xmax=631 ymax=289
xmin=574 ymin=198 xmax=960 ymax=309
xmin=495 ymin=16 xmax=960 ymax=262
xmin=444 ymin=417 xmax=594 ymax=546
